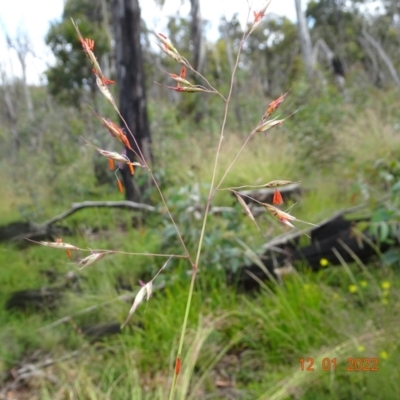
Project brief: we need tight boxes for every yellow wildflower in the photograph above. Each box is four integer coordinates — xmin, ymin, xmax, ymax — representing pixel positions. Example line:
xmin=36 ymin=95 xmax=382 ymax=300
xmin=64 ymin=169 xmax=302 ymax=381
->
xmin=360 ymin=280 xmax=368 ymax=288
xmin=381 ymin=281 xmax=391 ymax=290
xmin=319 ymin=258 xmax=329 ymax=267
xmin=380 ymin=350 xmax=388 ymax=359
xmin=348 ymin=284 xmax=358 ymax=293
xmin=357 ymin=345 xmax=366 ymax=352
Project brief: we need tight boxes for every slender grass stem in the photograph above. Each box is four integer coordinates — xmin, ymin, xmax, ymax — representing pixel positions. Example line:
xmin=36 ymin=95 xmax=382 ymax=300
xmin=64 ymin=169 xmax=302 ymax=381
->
xmin=169 ymin=14 xmax=252 ymax=400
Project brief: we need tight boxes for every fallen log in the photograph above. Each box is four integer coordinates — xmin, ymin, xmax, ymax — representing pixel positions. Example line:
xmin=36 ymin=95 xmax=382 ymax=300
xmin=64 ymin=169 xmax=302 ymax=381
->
xmin=0 ymin=200 xmax=156 ymax=244
xmin=0 ymin=221 xmax=71 ymax=246
xmin=1 ymin=200 xmax=238 ymax=245
xmin=232 ymin=205 xmax=395 ymax=290
xmin=5 ymin=288 xmax=64 ymax=311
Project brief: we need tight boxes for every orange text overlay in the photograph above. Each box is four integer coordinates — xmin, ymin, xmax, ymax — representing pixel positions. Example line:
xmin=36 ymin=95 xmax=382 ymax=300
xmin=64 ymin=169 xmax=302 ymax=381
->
xmin=299 ymin=357 xmax=379 ymax=372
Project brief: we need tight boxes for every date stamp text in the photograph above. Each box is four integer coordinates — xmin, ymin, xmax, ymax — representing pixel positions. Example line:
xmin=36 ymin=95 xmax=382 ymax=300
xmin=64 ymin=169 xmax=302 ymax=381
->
xmin=299 ymin=357 xmax=379 ymax=372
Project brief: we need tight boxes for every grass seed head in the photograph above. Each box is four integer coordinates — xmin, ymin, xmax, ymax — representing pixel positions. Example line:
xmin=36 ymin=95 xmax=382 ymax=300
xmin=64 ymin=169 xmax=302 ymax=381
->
xmin=78 ymin=252 xmax=108 ymax=270
xmin=234 ymin=192 xmax=256 ymax=222
xmin=256 ymin=117 xmax=284 ymax=134
xmin=264 ymin=92 xmax=289 ymax=119
xmin=169 ymin=66 xmax=192 ymax=86
xmin=96 ymin=149 xmax=130 ymax=164
xmin=95 ymin=75 xmax=117 ymax=108
xmin=263 ymin=204 xmax=296 ymax=221
xmin=155 ymin=32 xmax=179 ymax=55
xmin=40 ymin=240 xmax=80 ymax=250
xmin=169 ymin=74 xmax=193 ymax=87
xmin=93 ymin=68 xmax=114 ymax=85
xmin=121 ymin=282 xmax=153 ymax=328
xmin=177 ymin=86 xmax=208 ymax=93
xmin=278 ymin=216 xmax=295 ymax=228
xmin=71 ymin=19 xmax=102 ymax=75
xmin=250 ymin=1 xmax=271 ymax=32
xmin=263 ymin=203 xmax=297 ymax=228
xmin=96 ymin=116 xmax=133 ymax=151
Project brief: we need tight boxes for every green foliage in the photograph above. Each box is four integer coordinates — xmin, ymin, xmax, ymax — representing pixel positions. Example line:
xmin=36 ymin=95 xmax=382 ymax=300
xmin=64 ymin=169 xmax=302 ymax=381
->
xmin=159 ymin=183 xmax=251 ymax=273
xmin=352 ymin=156 xmax=400 ymax=267
xmin=45 ymin=0 xmax=110 ymax=106
xmin=246 ymin=15 xmax=299 ymax=93
xmin=2 ymin=236 xmax=400 ymax=398
xmin=283 ymin=83 xmax=345 ymax=170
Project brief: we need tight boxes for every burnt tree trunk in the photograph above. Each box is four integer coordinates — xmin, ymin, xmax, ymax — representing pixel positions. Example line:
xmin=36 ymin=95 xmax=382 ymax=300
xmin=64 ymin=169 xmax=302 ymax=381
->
xmin=187 ymin=0 xmax=206 ymax=123
xmin=190 ymin=0 xmax=205 ymax=73
xmin=111 ymin=0 xmax=152 ymax=202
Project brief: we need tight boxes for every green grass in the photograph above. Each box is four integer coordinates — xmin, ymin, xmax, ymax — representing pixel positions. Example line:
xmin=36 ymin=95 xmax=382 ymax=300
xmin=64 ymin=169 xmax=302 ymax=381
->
xmin=1 ymin=96 xmax=400 ymax=398
xmin=2 ymin=263 xmax=399 ymax=399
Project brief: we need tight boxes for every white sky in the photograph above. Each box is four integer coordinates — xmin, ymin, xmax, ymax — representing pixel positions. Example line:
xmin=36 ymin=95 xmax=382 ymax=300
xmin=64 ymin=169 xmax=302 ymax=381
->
xmin=0 ymin=0 xmax=306 ymax=85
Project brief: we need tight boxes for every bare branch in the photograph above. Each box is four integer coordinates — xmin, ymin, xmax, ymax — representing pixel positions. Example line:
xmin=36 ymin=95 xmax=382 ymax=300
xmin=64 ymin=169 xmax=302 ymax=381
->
xmin=362 ymin=29 xmax=400 ymax=87
xmin=5 ymin=29 xmax=34 ymax=120
xmin=37 ymin=200 xmax=156 ymax=229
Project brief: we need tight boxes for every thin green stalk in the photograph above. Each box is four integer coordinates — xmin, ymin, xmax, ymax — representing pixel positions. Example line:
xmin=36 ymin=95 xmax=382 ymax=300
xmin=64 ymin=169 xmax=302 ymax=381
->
xmin=169 ymin=17 xmax=252 ymax=400
xmin=168 ymin=267 xmax=197 ymax=398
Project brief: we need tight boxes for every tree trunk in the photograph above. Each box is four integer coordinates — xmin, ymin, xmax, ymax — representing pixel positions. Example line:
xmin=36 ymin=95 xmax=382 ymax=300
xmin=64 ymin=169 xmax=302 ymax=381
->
xmin=294 ymin=0 xmax=314 ymax=81
xmin=4 ymin=89 xmax=19 ymax=157
xmin=362 ymin=29 xmax=400 ymax=88
xmin=100 ymin=0 xmax=113 ymax=80
xmin=187 ymin=0 xmax=206 ymax=123
xmin=0 ymin=67 xmax=19 ymax=158
xmin=358 ymin=37 xmax=382 ymax=87
xmin=190 ymin=0 xmax=205 ymax=73
xmin=6 ymin=32 xmax=34 ymax=121
xmin=111 ymin=0 xmax=152 ymax=202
